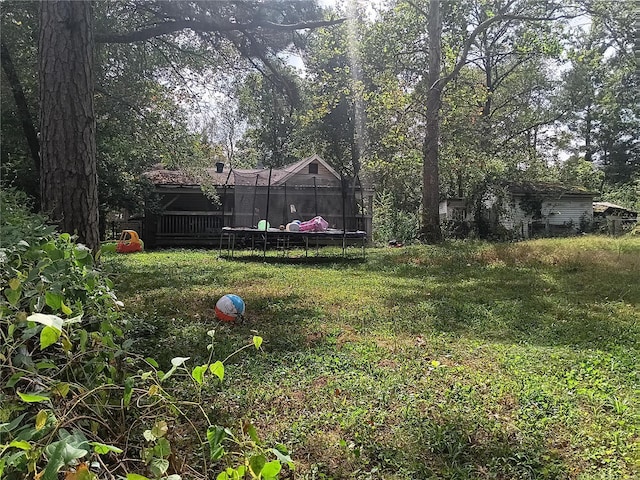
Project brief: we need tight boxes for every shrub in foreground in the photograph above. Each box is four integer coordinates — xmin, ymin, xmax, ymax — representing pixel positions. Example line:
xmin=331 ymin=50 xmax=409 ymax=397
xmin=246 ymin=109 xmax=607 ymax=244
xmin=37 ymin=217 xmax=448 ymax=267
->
xmin=0 ymin=189 xmax=286 ymax=480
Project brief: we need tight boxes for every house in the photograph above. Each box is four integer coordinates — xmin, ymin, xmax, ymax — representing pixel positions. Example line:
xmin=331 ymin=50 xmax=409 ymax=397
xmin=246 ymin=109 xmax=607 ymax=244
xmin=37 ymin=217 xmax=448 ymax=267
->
xmin=438 ymin=197 xmax=475 ymax=238
xmin=142 ymin=154 xmax=373 ymax=248
xmin=440 ymin=181 xmax=597 ymax=239
xmin=483 ymin=181 xmax=596 ymax=239
xmin=439 ymin=197 xmax=473 ymax=224
xmin=593 ymin=202 xmax=638 ymax=235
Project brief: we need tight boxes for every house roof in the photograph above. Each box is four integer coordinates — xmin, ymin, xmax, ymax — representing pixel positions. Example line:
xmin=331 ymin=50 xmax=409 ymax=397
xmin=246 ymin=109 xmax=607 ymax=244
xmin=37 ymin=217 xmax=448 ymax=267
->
xmin=593 ymin=201 xmax=638 ymax=216
xmin=145 ymin=154 xmax=341 ymax=187
xmin=276 ymin=154 xmax=341 ymax=183
xmin=503 ymin=181 xmax=597 ymax=197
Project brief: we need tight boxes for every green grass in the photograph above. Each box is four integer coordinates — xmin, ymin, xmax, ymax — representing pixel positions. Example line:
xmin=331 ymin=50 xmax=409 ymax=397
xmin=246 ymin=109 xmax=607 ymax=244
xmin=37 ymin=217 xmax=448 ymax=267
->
xmin=104 ymin=236 xmax=640 ymax=479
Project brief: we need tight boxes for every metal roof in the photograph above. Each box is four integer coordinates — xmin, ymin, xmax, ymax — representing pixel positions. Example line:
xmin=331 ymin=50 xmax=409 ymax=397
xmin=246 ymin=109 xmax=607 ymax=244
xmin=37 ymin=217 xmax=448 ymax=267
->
xmin=593 ymin=202 xmax=637 ymax=215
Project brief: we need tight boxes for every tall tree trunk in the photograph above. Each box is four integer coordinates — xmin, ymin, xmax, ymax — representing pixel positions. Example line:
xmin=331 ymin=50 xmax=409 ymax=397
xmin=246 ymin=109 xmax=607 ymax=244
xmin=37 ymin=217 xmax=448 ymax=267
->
xmin=584 ymin=104 xmax=593 ymax=162
xmin=420 ymin=0 xmax=443 ymax=243
xmin=39 ymin=0 xmax=99 ymax=251
xmin=480 ymin=30 xmax=493 ymax=153
xmin=1 ymin=42 xmax=41 ymax=200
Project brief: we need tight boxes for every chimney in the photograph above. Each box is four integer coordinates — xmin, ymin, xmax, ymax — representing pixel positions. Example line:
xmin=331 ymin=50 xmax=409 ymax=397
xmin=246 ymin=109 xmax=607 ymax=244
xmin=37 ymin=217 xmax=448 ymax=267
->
xmin=215 ymin=162 xmax=224 ymax=173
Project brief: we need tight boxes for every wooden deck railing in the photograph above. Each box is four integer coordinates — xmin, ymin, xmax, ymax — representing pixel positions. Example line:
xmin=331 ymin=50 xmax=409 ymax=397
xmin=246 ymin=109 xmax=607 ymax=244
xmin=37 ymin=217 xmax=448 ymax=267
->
xmin=157 ymin=212 xmax=224 ymax=236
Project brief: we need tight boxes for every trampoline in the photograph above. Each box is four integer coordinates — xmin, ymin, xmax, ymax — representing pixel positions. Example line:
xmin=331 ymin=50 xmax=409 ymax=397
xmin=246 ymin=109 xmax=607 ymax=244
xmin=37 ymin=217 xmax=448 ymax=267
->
xmin=219 ymin=226 xmax=367 ymax=259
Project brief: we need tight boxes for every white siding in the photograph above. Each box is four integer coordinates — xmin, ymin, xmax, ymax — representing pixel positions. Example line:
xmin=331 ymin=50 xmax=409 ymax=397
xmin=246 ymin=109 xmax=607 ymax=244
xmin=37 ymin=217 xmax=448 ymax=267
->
xmin=287 ymin=163 xmax=341 ymax=187
xmin=501 ymin=194 xmax=594 ymax=237
xmin=498 ymin=200 xmax=528 ymax=237
xmin=439 ymin=200 xmax=448 ymax=216
xmin=541 ymin=197 xmax=593 ymax=227
xmin=443 ymin=199 xmax=472 ymax=221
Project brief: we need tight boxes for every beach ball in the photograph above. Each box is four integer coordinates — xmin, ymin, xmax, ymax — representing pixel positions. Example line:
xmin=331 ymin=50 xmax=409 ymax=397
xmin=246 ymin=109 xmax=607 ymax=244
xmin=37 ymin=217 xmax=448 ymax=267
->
xmin=257 ymin=219 xmax=270 ymax=231
xmin=215 ymin=294 xmax=245 ymax=322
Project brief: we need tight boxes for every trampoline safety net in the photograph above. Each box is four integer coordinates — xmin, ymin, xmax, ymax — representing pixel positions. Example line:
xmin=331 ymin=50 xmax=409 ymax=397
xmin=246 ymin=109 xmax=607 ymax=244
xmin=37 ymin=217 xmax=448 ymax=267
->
xmin=226 ymin=169 xmax=371 ymax=232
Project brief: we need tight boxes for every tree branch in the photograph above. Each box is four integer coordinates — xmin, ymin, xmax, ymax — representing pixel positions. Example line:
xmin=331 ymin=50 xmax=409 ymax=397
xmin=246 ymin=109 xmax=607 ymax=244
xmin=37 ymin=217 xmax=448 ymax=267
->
xmin=405 ymin=0 xmax=428 ymax=18
xmin=227 ymin=28 xmax=300 ymax=107
xmin=496 ymin=110 xmax=567 ymax=149
xmin=439 ymin=4 xmax=577 ymax=89
xmin=96 ymin=17 xmax=345 ymax=44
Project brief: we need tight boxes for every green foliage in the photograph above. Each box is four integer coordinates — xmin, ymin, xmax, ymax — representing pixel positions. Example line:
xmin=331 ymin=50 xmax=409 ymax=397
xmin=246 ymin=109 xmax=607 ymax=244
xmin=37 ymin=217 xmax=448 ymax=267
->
xmin=601 ymin=179 xmax=640 ymax=214
xmin=237 ymin=70 xmax=303 ymax=168
xmin=300 ymin=16 xmax=367 ymax=178
xmin=0 ymin=2 xmax=40 ymax=202
xmin=1 ymin=190 xmax=128 ymax=478
xmin=0 ymin=189 xmax=53 ymax=247
xmin=372 ymin=190 xmax=419 ymax=244
xmin=559 ymin=2 xmax=639 ymax=190
xmin=0 ymin=190 xmax=286 ymax=479
xmin=1 ymin=2 xmax=213 ymax=227
xmin=557 ymin=155 xmax=605 ymax=192
xmin=95 ymin=79 xmax=210 ymax=220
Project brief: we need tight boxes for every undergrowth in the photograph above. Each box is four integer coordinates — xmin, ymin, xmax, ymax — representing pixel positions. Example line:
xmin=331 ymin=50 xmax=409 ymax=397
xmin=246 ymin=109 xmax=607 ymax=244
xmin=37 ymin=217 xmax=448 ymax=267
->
xmin=0 ymin=189 xmax=286 ymax=480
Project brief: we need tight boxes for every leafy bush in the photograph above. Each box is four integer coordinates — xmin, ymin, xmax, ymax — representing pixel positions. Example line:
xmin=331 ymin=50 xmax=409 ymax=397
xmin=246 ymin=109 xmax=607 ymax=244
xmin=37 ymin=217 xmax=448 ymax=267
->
xmin=0 ymin=188 xmax=54 ymax=248
xmin=1 ymin=189 xmax=131 ymax=478
xmin=601 ymin=179 xmax=640 ymax=214
xmin=372 ymin=190 xmax=419 ymax=245
xmin=0 ymin=189 xmax=286 ymax=480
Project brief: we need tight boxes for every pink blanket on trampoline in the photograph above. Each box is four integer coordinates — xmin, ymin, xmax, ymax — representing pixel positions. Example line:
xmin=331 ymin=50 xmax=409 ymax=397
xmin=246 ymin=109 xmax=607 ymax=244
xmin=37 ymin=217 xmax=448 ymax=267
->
xmin=298 ymin=216 xmax=329 ymax=232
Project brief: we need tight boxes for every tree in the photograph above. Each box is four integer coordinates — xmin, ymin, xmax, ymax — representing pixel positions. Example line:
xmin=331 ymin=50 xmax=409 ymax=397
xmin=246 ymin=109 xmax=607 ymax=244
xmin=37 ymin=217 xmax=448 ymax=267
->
xmin=301 ymin=14 xmax=366 ymax=179
xmin=2 ymin=1 xmax=204 ymax=228
xmin=406 ymin=0 xmax=572 ymax=242
xmin=95 ymin=81 xmax=210 ymax=238
xmin=558 ymin=0 xmax=638 ymax=201
xmin=1 ymin=1 xmax=41 ymax=205
xmin=237 ymin=69 xmax=302 ymax=167
xmin=561 ymin=25 xmax=609 ymax=163
xmin=1 ymin=42 xmax=40 ymax=183
xmin=39 ymin=0 xmax=99 ymax=250
xmin=421 ymin=0 xmax=443 ymax=242
xmin=197 ymin=87 xmax=246 ymax=168
xmin=357 ymin=1 xmax=431 ymax=232
xmin=33 ymin=0 xmax=343 ymax=251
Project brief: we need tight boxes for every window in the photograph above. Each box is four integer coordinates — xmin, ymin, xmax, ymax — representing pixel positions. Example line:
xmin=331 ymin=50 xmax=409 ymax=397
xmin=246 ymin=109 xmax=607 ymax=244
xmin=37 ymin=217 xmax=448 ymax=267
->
xmin=452 ymin=208 xmax=465 ymax=221
xmin=308 ymin=163 xmax=318 ymax=174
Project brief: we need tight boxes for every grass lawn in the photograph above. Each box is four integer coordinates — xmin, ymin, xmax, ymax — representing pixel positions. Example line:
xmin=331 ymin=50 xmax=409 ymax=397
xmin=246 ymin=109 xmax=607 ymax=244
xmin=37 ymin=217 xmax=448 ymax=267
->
xmin=104 ymin=236 xmax=639 ymax=479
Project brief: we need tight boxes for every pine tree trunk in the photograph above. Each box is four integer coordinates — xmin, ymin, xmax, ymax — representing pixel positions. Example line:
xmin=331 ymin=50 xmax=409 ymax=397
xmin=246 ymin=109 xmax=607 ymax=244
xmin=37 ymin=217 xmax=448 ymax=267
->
xmin=1 ymin=42 xmax=41 ymax=203
xmin=39 ymin=0 xmax=99 ymax=251
xmin=420 ymin=0 xmax=443 ymax=243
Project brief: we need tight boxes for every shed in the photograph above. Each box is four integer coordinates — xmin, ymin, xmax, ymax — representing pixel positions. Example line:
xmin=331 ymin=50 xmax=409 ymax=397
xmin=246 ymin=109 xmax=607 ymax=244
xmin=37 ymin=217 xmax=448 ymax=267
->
xmin=484 ymin=181 xmax=596 ymax=239
xmin=143 ymin=154 xmax=373 ymax=247
xmin=593 ymin=202 xmax=638 ymax=235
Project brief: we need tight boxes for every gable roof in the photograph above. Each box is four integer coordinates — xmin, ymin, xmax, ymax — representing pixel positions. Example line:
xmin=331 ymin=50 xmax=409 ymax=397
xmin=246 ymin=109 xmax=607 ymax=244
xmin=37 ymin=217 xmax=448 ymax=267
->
xmin=502 ymin=181 xmax=597 ymax=197
xmin=145 ymin=154 xmax=341 ymax=187
xmin=276 ymin=154 xmax=341 ymax=184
